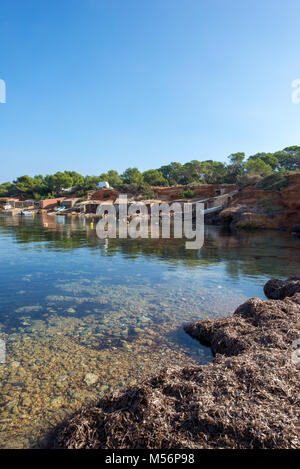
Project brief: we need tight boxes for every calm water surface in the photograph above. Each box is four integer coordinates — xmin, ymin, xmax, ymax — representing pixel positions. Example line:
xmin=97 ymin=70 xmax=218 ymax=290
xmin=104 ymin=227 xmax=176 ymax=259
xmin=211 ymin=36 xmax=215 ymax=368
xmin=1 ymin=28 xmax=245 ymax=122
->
xmin=0 ymin=214 xmax=299 ymax=448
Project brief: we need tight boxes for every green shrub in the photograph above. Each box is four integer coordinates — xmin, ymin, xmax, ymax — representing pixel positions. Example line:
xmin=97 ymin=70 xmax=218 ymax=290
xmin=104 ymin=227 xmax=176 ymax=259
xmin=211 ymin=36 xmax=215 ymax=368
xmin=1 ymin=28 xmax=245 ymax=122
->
xmin=256 ymin=173 xmax=288 ymax=191
xmin=141 ymin=190 xmax=155 ymax=199
xmin=179 ymin=189 xmax=195 ymax=199
xmin=255 ymin=196 xmax=278 ymax=212
xmin=237 ymin=174 xmax=263 ymax=187
xmin=186 ymin=181 xmax=203 ymax=188
xmin=115 ymin=183 xmax=151 ymax=195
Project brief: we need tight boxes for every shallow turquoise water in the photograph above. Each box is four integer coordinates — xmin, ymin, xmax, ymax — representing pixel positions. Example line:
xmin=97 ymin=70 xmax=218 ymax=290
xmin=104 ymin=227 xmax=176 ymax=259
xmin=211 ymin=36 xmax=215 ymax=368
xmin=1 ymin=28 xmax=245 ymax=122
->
xmin=1 ymin=214 xmax=300 ymax=355
xmin=0 ymin=214 xmax=299 ymax=447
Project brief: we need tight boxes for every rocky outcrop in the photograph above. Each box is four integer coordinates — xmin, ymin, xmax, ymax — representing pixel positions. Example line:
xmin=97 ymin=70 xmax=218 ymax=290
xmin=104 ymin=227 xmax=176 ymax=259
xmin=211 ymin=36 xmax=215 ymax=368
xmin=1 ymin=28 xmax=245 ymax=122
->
xmin=280 ymin=173 xmax=300 ymax=211
xmin=220 ymin=205 xmax=282 ymax=229
xmin=90 ymin=189 xmax=119 ymax=201
xmin=264 ymin=277 xmax=300 ymax=300
xmin=288 ymin=225 xmax=300 ymax=238
xmin=54 ymin=279 xmax=300 ymax=449
xmin=90 ymin=185 xmax=237 ymax=203
xmin=153 ymin=184 xmax=236 ymax=201
xmin=220 ymin=172 xmax=300 ymax=230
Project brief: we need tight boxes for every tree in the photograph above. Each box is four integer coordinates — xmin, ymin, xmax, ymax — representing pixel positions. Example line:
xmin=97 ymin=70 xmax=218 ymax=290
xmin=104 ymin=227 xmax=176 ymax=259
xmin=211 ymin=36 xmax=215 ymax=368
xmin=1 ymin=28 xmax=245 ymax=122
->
xmin=182 ymin=160 xmax=206 ymax=184
xmin=64 ymin=171 xmax=84 ymax=188
xmin=228 ymin=152 xmax=245 ymax=166
xmin=13 ymin=175 xmax=36 ymax=197
xmin=226 ymin=152 xmax=245 ymax=182
xmin=2 ymin=144 xmax=299 ymax=201
xmin=31 ymin=174 xmax=49 ymax=198
xmin=0 ymin=182 xmax=15 ymax=197
xmin=205 ymin=161 xmax=227 ymax=184
xmin=82 ymin=175 xmax=101 ymax=191
xmin=159 ymin=162 xmax=183 ymax=185
xmin=99 ymin=170 xmax=122 ymax=187
xmin=274 ymin=148 xmax=300 ymax=172
xmin=142 ymin=169 xmax=167 ymax=186
xmin=45 ymin=172 xmax=73 ymax=194
xmin=121 ymin=168 xmax=144 ymax=185
xmin=283 ymin=145 xmax=300 ymax=153
xmin=245 ymin=158 xmax=273 ymax=177
xmin=248 ymin=153 xmax=279 ymax=170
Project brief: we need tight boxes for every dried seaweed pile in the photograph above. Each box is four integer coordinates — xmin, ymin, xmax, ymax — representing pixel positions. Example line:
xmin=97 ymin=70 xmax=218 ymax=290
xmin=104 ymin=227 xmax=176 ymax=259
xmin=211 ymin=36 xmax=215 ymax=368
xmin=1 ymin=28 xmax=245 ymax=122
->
xmin=264 ymin=276 xmax=300 ymax=300
xmin=54 ymin=278 xmax=300 ymax=449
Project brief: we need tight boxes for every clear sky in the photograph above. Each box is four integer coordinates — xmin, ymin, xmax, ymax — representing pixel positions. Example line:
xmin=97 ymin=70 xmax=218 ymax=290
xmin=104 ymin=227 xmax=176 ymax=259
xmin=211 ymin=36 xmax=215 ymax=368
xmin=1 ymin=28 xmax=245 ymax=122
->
xmin=1 ymin=0 xmax=300 ymax=182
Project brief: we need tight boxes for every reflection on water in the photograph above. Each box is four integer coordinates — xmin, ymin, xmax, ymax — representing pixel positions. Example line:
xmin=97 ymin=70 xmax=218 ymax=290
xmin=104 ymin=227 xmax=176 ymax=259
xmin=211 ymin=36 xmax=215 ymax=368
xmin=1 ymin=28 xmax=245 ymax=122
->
xmin=0 ymin=214 xmax=299 ymax=448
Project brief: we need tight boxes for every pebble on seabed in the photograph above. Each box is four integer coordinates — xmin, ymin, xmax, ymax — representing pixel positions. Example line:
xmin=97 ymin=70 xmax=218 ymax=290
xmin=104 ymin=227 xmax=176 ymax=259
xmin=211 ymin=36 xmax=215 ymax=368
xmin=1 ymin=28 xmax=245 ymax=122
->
xmin=0 ymin=276 xmax=247 ymax=449
xmin=84 ymin=373 xmax=99 ymax=385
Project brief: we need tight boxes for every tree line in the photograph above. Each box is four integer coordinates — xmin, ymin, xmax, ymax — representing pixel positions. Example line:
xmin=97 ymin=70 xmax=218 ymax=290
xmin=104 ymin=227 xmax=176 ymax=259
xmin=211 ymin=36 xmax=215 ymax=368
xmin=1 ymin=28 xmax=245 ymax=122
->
xmin=0 ymin=146 xmax=299 ymax=200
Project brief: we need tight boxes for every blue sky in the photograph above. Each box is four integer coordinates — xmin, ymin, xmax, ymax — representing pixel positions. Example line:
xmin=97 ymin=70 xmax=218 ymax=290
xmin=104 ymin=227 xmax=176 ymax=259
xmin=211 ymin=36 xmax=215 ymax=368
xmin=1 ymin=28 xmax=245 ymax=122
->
xmin=0 ymin=0 xmax=300 ymax=182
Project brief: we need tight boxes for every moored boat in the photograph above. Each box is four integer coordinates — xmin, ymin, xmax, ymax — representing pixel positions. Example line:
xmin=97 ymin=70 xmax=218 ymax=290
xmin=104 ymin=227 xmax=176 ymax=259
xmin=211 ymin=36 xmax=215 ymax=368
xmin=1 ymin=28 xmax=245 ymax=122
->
xmin=19 ymin=210 xmax=33 ymax=216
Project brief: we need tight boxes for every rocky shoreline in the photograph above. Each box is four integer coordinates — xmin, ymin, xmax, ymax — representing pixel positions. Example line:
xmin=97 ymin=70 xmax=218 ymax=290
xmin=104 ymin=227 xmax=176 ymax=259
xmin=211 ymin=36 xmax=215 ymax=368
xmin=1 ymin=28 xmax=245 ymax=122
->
xmin=219 ymin=173 xmax=300 ymax=233
xmin=53 ymin=277 xmax=300 ymax=449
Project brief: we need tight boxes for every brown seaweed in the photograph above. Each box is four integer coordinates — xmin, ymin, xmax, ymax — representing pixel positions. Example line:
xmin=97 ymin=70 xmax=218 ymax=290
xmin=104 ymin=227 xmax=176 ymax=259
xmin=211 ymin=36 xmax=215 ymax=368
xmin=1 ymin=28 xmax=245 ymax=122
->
xmin=54 ymin=278 xmax=300 ymax=449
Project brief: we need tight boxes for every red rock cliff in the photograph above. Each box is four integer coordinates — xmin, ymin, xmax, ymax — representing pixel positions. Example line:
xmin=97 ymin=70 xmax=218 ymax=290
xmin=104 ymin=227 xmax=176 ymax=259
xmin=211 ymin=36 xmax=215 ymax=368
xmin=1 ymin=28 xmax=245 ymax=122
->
xmin=221 ymin=172 xmax=300 ymax=229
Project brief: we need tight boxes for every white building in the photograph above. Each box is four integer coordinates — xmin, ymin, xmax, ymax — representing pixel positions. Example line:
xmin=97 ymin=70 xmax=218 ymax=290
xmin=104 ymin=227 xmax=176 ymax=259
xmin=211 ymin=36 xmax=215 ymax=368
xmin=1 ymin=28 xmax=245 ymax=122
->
xmin=97 ymin=181 xmax=110 ymax=189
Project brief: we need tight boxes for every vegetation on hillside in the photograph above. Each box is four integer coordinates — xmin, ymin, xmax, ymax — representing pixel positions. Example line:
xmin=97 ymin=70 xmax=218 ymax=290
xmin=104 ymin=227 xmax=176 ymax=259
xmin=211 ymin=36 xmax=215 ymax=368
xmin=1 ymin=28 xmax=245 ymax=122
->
xmin=0 ymin=146 xmax=299 ymax=200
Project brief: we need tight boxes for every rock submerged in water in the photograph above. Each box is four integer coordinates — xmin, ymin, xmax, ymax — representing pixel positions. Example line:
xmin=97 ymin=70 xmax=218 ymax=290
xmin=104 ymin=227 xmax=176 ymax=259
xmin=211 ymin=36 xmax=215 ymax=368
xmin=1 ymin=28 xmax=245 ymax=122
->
xmin=84 ymin=373 xmax=99 ymax=386
xmin=9 ymin=361 xmax=21 ymax=369
xmin=15 ymin=305 xmax=43 ymax=314
xmin=51 ymin=397 xmax=64 ymax=409
xmin=54 ymin=279 xmax=300 ymax=449
xmin=288 ymin=224 xmax=300 ymax=238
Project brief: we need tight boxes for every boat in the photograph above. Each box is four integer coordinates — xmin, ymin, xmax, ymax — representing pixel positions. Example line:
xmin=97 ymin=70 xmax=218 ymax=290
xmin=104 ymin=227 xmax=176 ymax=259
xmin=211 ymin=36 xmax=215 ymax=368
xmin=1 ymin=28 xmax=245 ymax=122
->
xmin=20 ymin=210 xmax=33 ymax=216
